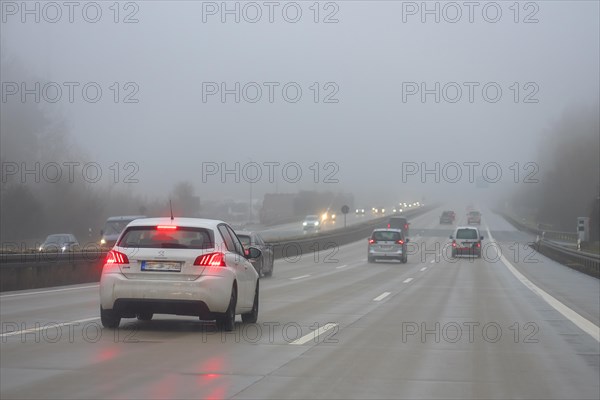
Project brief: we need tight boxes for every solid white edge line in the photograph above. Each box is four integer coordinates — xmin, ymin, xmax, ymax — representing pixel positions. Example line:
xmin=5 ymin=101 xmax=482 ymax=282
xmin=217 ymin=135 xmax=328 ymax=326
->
xmin=290 ymin=274 xmax=311 ymax=280
xmin=1 ymin=317 xmax=100 ymax=337
xmin=486 ymin=227 xmax=600 ymax=342
xmin=290 ymin=323 xmax=338 ymax=345
xmin=420 ymin=267 xmax=427 ymax=271
xmin=373 ymin=292 xmax=391 ymax=302
xmin=430 ymin=259 xmax=435 ymax=263
xmin=403 ymin=278 xmax=414 ymax=283
xmin=335 ymin=264 xmax=348 ymax=269
xmin=0 ymin=285 xmax=99 ymax=298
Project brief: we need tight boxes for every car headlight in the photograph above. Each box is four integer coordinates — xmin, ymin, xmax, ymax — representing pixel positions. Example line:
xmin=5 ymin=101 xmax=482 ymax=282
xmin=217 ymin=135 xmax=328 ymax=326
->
xmin=61 ymin=246 xmax=66 ymax=252
xmin=100 ymin=238 xmax=106 ymax=245
xmin=303 ymin=222 xmax=307 ymax=226
xmin=315 ymin=221 xmax=319 ymax=226
xmin=331 ymin=214 xmax=336 ymax=219
xmin=38 ymin=246 xmax=43 ymax=251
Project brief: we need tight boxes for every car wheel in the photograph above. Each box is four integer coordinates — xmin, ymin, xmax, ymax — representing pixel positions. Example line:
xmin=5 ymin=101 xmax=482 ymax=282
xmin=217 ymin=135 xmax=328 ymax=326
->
xmin=451 ymin=250 xmax=457 ymax=258
xmin=402 ymin=255 xmax=408 ymax=264
xmin=136 ymin=312 xmax=153 ymax=321
xmin=100 ymin=307 xmax=121 ymax=329
xmin=368 ymin=256 xmax=375 ymax=263
xmin=242 ymin=281 xmax=259 ymax=324
xmin=217 ymin=286 xmax=237 ymax=332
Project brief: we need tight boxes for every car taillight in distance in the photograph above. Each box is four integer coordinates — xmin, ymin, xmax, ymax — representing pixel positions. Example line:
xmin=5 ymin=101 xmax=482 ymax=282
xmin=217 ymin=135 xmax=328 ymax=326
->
xmin=387 ymin=224 xmax=391 ymax=228
xmin=194 ymin=252 xmax=226 ymax=267
xmin=106 ymin=250 xmax=129 ymax=264
xmin=452 ymin=240 xmax=457 ymax=248
xmin=368 ymin=239 xmax=375 ymax=244
xmin=396 ymin=240 xmax=404 ymax=245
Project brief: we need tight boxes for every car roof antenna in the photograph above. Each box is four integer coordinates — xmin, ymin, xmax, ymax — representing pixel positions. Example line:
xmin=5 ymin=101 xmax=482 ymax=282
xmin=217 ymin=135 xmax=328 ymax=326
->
xmin=169 ymin=199 xmax=174 ymax=221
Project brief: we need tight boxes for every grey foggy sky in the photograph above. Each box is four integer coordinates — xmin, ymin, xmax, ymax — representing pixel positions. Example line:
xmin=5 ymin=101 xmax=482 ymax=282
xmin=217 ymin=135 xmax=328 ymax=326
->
xmin=1 ymin=0 xmax=599 ymax=205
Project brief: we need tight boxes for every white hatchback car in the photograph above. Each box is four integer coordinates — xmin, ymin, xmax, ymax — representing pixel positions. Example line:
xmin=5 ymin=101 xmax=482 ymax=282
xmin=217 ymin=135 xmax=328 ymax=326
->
xmin=99 ymin=218 xmax=261 ymax=331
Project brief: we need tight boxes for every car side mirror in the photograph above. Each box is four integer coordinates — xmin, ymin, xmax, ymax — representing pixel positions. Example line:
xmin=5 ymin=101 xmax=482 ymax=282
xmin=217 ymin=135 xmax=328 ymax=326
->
xmin=246 ymin=246 xmax=262 ymax=260
xmin=480 ymin=236 xmax=484 ymax=240
xmin=449 ymin=235 xmax=453 ymax=239
xmin=405 ymin=238 xmax=410 ymax=243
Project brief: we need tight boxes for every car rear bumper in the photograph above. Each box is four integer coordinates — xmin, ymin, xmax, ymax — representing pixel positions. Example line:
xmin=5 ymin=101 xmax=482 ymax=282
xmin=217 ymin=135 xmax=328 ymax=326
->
xmin=100 ymin=272 xmax=232 ymax=314
xmin=453 ymin=247 xmax=482 ymax=256
xmin=368 ymin=248 xmax=405 ymax=258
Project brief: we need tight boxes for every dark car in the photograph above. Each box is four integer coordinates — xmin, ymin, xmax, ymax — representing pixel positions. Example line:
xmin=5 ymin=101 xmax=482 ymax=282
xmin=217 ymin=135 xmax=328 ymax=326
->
xmin=236 ymin=231 xmax=274 ymax=277
xmin=387 ymin=216 xmax=409 ymax=236
xmin=368 ymin=229 xmax=409 ymax=263
xmin=39 ymin=234 xmax=80 ymax=252
xmin=467 ymin=211 xmax=481 ymax=225
xmin=450 ymin=227 xmax=484 ymax=258
xmin=439 ymin=210 xmax=455 ymax=224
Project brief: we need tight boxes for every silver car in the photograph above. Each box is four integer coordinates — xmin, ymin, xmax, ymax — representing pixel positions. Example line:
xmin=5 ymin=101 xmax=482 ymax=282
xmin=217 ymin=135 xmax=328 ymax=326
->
xmin=367 ymin=229 xmax=409 ymax=263
xmin=236 ymin=231 xmax=274 ymax=277
xmin=302 ymin=215 xmax=320 ymax=232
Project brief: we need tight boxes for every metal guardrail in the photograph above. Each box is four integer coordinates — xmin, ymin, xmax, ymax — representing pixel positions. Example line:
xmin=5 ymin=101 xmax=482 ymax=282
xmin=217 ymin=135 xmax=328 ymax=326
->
xmin=0 ymin=206 xmax=436 ymax=291
xmin=499 ymin=211 xmax=599 ymax=278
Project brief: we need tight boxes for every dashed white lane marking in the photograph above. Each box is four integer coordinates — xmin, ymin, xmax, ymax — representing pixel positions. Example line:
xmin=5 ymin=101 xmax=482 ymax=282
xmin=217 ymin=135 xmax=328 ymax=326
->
xmin=1 ymin=317 xmax=100 ymax=338
xmin=486 ymin=227 xmax=599 ymax=342
xmin=373 ymin=292 xmax=391 ymax=302
xmin=403 ymin=278 xmax=414 ymax=283
xmin=289 ymin=323 xmax=338 ymax=345
xmin=335 ymin=264 xmax=348 ymax=269
xmin=420 ymin=267 xmax=427 ymax=271
xmin=290 ymin=274 xmax=311 ymax=280
xmin=430 ymin=259 xmax=435 ymax=263
xmin=0 ymin=285 xmax=99 ymax=298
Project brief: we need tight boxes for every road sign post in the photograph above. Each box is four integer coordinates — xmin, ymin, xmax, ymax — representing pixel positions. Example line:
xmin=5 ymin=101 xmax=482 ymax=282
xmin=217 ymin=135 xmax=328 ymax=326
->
xmin=341 ymin=205 xmax=349 ymax=228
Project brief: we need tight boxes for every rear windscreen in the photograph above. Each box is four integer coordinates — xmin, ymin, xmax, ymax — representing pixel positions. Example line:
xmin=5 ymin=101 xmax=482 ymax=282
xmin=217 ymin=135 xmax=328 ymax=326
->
xmin=237 ymin=235 xmax=251 ymax=247
xmin=372 ymin=231 xmax=402 ymax=241
xmin=456 ymin=229 xmax=478 ymax=239
xmin=117 ymin=227 xmax=215 ymax=249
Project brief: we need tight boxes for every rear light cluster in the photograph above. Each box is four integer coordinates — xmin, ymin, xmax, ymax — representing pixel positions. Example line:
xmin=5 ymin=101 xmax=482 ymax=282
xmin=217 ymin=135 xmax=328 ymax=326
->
xmin=452 ymin=240 xmax=457 ymax=248
xmin=194 ymin=252 xmax=226 ymax=267
xmin=106 ymin=250 xmax=129 ymax=264
xmin=368 ymin=239 xmax=375 ymax=244
xmin=396 ymin=240 xmax=404 ymax=245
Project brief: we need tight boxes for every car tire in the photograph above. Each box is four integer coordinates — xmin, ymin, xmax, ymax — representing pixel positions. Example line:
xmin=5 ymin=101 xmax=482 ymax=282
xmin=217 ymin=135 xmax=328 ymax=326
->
xmin=402 ymin=255 xmax=408 ymax=264
xmin=242 ymin=281 xmax=259 ymax=324
xmin=368 ymin=256 xmax=375 ymax=263
xmin=100 ymin=307 xmax=121 ymax=329
xmin=217 ymin=286 xmax=237 ymax=332
xmin=451 ymin=250 xmax=457 ymax=258
xmin=136 ymin=312 xmax=153 ymax=321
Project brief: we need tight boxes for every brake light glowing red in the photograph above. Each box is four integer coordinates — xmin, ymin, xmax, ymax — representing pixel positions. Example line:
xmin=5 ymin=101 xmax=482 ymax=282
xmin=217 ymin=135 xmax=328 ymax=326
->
xmin=452 ymin=240 xmax=457 ymax=248
xmin=368 ymin=239 xmax=375 ymax=244
xmin=194 ymin=252 xmax=226 ymax=267
xmin=157 ymin=225 xmax=177 ymax=230
xmin=106 ymin=250 xmax=129 ymax=264
xmin=404 ymin=224 xmax=408 ymax=229
xmin=397 ymin=240 xmax=404 ymax=245
xmin=387 ymin=224 xmax=391 ymax=228
xmin=476 ymin=242 xmax=481 ymax=248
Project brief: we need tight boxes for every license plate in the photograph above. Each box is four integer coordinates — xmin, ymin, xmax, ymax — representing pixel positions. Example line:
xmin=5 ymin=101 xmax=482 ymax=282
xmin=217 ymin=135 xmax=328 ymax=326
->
xmin=141 ymin=261 xmax=182 ymax=272
xmin=380 ymin=245 xmax=392 ymax=250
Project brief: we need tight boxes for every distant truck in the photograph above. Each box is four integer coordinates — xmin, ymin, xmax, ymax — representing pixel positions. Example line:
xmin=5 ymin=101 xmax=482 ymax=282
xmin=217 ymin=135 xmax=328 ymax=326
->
xmin=100 ymin=215 xmax=146 ymax=248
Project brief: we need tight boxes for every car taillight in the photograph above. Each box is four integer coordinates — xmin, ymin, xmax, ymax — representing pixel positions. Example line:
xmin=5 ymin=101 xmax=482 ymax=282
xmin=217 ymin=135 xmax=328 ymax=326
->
xmin=397 ymin=240 xmax=404 ymax=245
xmin=476 ymin=242 xmax=481 ymax=248
xmin=368 ymin=239 xmax=375 ymax=244
xmin=106 ymin=250 xmax=129 ymax=264
xmin=387 ymin=224 xmax=391 ymax=228
xmin=404 ymin=224 xmax=408 ymax=230
xmin=157 ymin=225 xmax=177 ymax=231
xmin=452 ymin=240 xmax=456 ymax=248
xmin=194 ymin=252 xmax=226 ymax=267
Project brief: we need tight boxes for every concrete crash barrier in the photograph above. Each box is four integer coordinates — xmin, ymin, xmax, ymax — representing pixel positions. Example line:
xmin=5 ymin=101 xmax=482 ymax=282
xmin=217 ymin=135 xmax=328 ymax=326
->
xmin=0 ymin=206 xmax=435 ymax=292
xmin=1 ymin=250 xmax=106 ymax=292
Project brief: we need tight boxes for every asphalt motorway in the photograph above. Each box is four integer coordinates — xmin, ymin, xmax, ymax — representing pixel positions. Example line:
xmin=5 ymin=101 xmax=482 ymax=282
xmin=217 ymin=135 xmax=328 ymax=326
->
xmin=1 ymin=206 xmax=599 ymax=399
